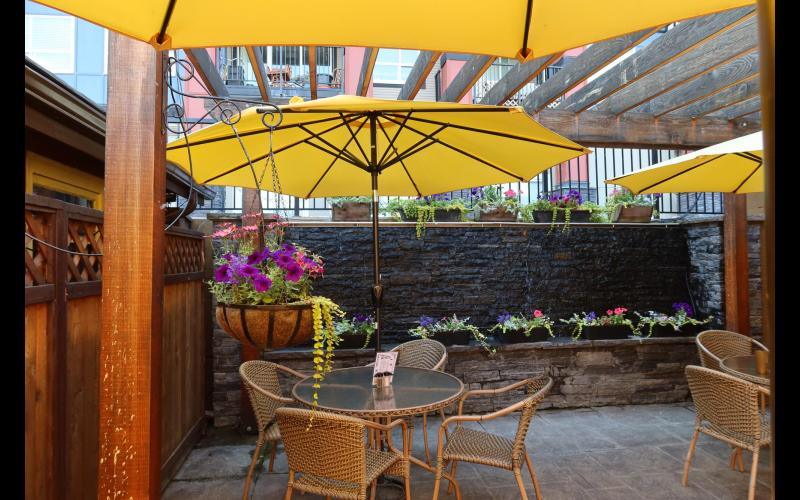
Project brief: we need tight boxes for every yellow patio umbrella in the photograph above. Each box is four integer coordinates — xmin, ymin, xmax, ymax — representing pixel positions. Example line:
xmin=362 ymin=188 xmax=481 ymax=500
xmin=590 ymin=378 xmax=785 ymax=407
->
xmin=605 ymin=132 xmax=763 ymax=194
xmin=34 ymin=0 xmax=752 ymax=61
xmin=166 ymin=95 xmax=590 ymax=349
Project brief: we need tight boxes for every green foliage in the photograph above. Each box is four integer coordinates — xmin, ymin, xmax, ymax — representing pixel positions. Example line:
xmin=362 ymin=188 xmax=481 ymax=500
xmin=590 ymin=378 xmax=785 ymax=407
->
xmin=560 ymin=308 xmax=634 ymax=340
xmin=633 ymin=310 xmax=712 ymax=338
xmin=408 ymin=314 xmax=495 ymax=354
xmin=333 ymin=313 xmax=377 ymax=348
xmin=331 ymin=196 xmax=371 ymax=206
xmin=473 ymin=186 xmax=520 ymax=213
xmin=606 ymin=188 xmax=655 ymax=209
xmin=383 ymin=197 xmax=468 ymax=238
xmin=489 ymin=311 xmax=555 ymax=338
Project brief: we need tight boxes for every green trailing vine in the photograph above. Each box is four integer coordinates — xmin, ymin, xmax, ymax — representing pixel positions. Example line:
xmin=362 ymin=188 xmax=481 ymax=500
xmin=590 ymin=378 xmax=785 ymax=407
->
xmin=306 ymin=296 xmax=344 ymax=430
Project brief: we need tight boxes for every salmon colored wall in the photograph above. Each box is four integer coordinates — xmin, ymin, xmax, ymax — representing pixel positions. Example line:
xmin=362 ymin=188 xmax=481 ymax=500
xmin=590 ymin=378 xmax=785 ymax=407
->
xmin=183 ymin=48 xmax=216 ymax=119
xmin=439 ymin=59 xmax=472 ymax=104
xmin=552 ymin=155 xmax=589 ymax=186
xmin=343 ymin=47 xmax=373 ymax=96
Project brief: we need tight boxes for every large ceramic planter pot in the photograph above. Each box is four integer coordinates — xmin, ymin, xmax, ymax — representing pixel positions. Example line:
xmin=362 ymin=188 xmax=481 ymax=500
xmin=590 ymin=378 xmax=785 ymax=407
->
xmin=216 ymin=303 xmax=314 ymax=350
xmin=496 ymin=327 xmax=551 ymax=344
xmin=332 ymin=202 xmax=371 ymax=221
xmin=431 ymin=330 xmax=472 ymax=346
xmin=613 ymin=205 xmax=653 ymax=223
xmin=475 ymin=207 xmax=518 ymax=222
xmin=337 ymin=333 xmax=376 ymax=349
xmin=580 ymin=325 xmax=633 ymax=340
xmin=533 ymin=209 xmax=591 ymax=223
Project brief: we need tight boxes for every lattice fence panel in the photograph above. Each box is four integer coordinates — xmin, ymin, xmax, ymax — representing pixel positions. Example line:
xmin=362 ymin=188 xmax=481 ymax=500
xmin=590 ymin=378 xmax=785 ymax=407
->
xmin=25 ymin=209 xmax=51 ymax=286
xmin=66 ymin=218 xmax=103 ymax=283
xmin=165 ymin=234 xmax=204 ymax=275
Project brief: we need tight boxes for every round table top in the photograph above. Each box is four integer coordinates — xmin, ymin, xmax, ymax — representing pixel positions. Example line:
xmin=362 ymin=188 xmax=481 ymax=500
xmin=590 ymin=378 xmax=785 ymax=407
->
xmin=292 ymin=366 xmax=464 ymax=418
xmin=720 ymin=355 xmax=769 ymax=385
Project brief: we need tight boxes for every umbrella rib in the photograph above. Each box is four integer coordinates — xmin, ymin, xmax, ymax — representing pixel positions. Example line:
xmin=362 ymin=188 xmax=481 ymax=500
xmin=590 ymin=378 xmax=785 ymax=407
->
xmin=635 ymin=154 xmax=726 ymax=194
xmin=376 ymin=120 xmax=422 ymax=197
xmin=383 ymin=112 xmax=586 ymax=152
xmin=306 ymin=119 xmax=370 ymax=198
xmin=280 ymin=107 xmax=513 ymax=114
xmin=379 ymin=119 xmax=449 ymax=169
xmin=339 ymin=113 xmax=370 ymax=165
xmin=303 ymin=139 xmax=369 ymax=170
xmin=378 ymin=112 xmax=412 ymax=166
xmin=734 ymin=151 xmax=762 ymax=163
xmin=167 ymin=113 xmax=359 ymax=151
xmin=156 ymin=0 xmax=178 ymax=44
xmin=520 ymin=0 xmax=534 ymax=60
xmin=733 ymin=160 xmax=762 ymax=193
xmin=298 ymin=124 xmax=368 ymax=168
xmin=198 ymin=115 xmax=365 ymax=184
xmin=384 ymin=117 xmax=524 ymax=182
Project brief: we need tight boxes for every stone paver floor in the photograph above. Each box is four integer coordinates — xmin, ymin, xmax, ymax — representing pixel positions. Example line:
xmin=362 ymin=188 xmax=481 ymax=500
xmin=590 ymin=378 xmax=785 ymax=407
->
xmin=164 ymin=403 xmax=771 ymax=499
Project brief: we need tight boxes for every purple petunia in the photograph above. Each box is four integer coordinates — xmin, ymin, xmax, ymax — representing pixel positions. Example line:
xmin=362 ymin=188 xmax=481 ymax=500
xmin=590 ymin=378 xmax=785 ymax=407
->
xmin=214 ymin=264 xmax=236 ymax=284
xmin=246 ymin=250 xmax=265 ymax=265
xmin=253 ymin=274 xmax=272 ymax=292
xmin=284 ymin=264 xmax=304 ymax=282
xmin=586 ymin=311 xmax=597 ymax=321
xmin=281 ymin=243 xmax=296 ymax=254
xmin=353 ymin=313 xmax=371 ymax=323
xmin=222 ymin=253 xmax=233 ymax=262
xmin=497 ymin=313 xmax=513 ymax=324
xmin=672 ymin=302 xmax=694 ymax=317
xmin=274 ymin=252 xmax=295 ymax=270
xmin=240 ymin=265 xmax=260 ymax=278
xmin=419 ymin=316 xmax=435 ymax=328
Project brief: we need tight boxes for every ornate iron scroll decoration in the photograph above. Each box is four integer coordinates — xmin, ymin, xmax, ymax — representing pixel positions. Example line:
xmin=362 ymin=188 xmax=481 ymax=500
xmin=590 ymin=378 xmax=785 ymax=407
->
xmin=163 ymin=56 xmax=285 ymax=229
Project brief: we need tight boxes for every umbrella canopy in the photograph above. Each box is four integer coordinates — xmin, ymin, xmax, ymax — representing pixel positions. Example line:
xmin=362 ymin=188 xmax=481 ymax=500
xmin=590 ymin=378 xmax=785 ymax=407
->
xmin=35 ymin=0 xmax=752 ymax=60
xmin=166 ymin=95 xmax=591 ymax=196
xmin=605 ymin=132 xmax=762 ymax=194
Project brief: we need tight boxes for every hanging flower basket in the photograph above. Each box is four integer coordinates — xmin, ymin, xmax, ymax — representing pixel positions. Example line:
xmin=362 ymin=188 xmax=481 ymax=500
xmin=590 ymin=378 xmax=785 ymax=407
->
xmin=216 ymin=302 xmax=314 ymax=351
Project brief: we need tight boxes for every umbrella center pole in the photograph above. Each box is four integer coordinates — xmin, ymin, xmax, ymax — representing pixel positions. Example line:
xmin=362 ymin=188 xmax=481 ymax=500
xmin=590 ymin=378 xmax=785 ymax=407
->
xmin=369 ymin=114 xmax=384 ymax=352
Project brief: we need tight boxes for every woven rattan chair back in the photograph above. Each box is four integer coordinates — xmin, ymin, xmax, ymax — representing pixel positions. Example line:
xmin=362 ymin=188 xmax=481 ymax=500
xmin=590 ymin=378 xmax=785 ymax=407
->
xmin=696 ymin=330 xmax=768 ymax=371
xmin=685 ymin=365 xmax=762 ymax=442
xmin=392 ymin=339 xmax=447 ymax=371
xmin=276 ymin=407 xmax=367 ymax=485
xmin=511 ymin=376 xmax=553 ymax=462
xmin=239 ymin=360 xmax=286 ymax=431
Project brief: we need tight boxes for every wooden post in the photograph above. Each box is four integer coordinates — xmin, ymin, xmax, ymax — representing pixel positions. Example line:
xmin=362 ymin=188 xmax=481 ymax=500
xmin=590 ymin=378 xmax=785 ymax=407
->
xmin=239 ymin=188 xmax=263 ymax=431
xmin=723 ymin=193 xmax=750 ymax=335
xmin=98 ymin=33 xmax=164 ymax=498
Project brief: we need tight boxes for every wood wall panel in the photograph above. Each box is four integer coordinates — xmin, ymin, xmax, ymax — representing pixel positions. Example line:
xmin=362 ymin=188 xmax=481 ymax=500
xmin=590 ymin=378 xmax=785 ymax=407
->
xmin=25 ymin=303 xmax=51 ymax=500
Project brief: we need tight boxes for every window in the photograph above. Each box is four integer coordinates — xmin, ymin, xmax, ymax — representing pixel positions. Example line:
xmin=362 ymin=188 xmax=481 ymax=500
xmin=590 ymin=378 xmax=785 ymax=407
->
xmin=33 ymin=185 xmax=94 ymax=208
xmin=373 ymin=49 xmax=419 ymax=84
xmin=25 ymin=14 xmax=76 ymax=74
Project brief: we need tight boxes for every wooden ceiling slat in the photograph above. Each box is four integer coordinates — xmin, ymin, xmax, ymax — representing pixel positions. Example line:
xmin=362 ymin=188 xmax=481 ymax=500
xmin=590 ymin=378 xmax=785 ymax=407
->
xmin=666 ymin=74 xmax=760 ymax=118
xmin=185 ymin=48 xmax=229 ymax=97
xmin=479 ymin=52 xmax=562 ymax=106
xmin=308 ymin=46 xmax=317 ymax=100
xmin=707 ymin=96 xmax=761 ymax=120
xmin=440 ymin=54 xmax=496 ymax=103
xmin=398 ymin=51 xmax=441 ymax=101
xmin=357 ymin=48 xmax=378 ymax=97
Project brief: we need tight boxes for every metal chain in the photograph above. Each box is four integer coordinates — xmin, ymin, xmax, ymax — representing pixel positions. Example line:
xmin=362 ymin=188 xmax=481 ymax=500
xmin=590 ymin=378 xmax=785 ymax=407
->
xmin=266 ymin=125 xmax=288 ymax=218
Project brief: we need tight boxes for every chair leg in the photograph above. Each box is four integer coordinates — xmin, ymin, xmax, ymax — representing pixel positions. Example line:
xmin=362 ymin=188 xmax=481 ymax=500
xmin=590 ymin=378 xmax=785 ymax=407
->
xmin=525 ymin=451 xmax=543 ymax=500
xmin=439 ymin=407 xmax=450 ymax=441
xmin=432 ymin=459 xmax=445 ymax=500
xmin=243 ymin=435 xmax=265 ymax=500
xmin=369 ymin=478 xmax=377 ymax=500
xmin=405 ymin=473 xmax=412 ymax=500
xmin=423 ymin=412 xmax=432 ymax=465
xmin=446 ymin=460 xmax=458 ymax=494
xmin=268 ymin=441 xmax=278 ymax=472
xmin=284 ymin=471 xmax=294 ymax=500
xmin=682 ymin=428 xmax=700 ymax=486
xmin=514 ymin=469 xmax=529 ymax=500
xmin=748 ymin=448 xmax=760 ymax=500
xmin=737 ymin=448 xmax=746 ymax=472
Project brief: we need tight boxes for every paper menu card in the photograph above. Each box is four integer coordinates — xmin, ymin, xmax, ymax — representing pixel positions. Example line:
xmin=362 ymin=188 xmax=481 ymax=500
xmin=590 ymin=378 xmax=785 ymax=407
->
xmin=372 ymin=351 xmax=398 ymax=387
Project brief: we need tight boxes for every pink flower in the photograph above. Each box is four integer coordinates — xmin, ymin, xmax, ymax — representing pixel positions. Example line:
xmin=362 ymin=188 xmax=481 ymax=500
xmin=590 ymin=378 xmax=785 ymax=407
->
xmin=503 ymin=189 xmax=517 ymax=198
xmin=242 ymin=225 xmax=259 ymax=232
xmin=614 ymin=307 xmax=627 ymax=315
xmin=533 ymin=310 xmax=543 ymax=318
xmin=606 ymin=309 xmax=614 ymax=316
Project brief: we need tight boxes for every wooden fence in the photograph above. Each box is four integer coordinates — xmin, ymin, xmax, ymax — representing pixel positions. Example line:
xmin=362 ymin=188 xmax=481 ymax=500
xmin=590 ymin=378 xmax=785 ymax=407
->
xmin=25 ymin=193 xmax=210 ymax=499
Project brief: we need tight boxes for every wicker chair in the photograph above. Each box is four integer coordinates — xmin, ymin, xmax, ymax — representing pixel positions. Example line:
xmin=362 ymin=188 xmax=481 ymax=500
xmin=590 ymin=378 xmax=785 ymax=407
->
xmin=275 ymin=407 xmax=411 ymax=500
xmin=696 ymin=330 xmax=768 ymax=372
xmin=683 ymin=365 xmax=770 ymax=500
xmin=431 ymin=376 xmax=553 ymax=500
xmin=239 ymin=360 xmax=306 ymax=500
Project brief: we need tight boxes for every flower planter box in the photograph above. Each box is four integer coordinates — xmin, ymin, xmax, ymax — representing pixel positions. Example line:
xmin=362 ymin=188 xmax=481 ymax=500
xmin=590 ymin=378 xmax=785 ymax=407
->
xmin=400 ymin=208 xmax=463 ymax=222
xmin=430 ymin=330 xmax=472 ymax=346
xmin=613 ymin=205 xmax=653 ymax=223
xmin=678 ymin=324 xmax=707 ymax=336
xmin=332 ymin=202 xmax=371 ymax=221
xmin=337 ymin=333 xmax=376 ymax=349
xmin=640 ymin=324 xmax=683 ymax=338
xmin=496 ymin=327 xmax=552 ymax=344
xmin=532 ymin=209 xmax=591 ymax=223
xmin=475 ymin=207 xmax=518 ymax=222
xmin=580 ymin=325 xmax=633 ymax=340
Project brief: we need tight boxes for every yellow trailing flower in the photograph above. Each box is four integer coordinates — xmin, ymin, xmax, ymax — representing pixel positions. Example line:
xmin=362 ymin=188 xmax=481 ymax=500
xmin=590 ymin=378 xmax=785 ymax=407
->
xmin=306 ymin=295 xmax=345 ymax=430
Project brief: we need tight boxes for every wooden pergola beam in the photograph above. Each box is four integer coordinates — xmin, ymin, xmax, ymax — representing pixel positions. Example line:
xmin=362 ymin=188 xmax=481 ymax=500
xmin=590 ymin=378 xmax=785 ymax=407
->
xmin=633 ymin=52 xmax=758 ymax=116
xmin=308 ymin=46 xmax=317 ymax=100
xmin=185 ymin=48 xmax=229 ymax=97
xmin=440 ymin=54 xmax=496 ymax=103
xmin=479 ymin=53 xmax=562 ymax=106
xmin=99 ymin=33 xmax=164 ymax=498
xmin=668 ymin=74 xmax=760 ymax=118
xmin=522 ymin=27 xmax=660 ymax=113
xmin=556 ymin=6 xmax=755 ymax=113
xmin=707 ymin=96 xmax=761 ymax=120
xmin=595 ymin=18 xmax=758 ymax=115
xmin=723 ymin=193 xmax=750 ymax=335
xmin=245 ymin=46 xmax=270 ymax=102
xmin=357 ymin=48 xmax=378 ymax=97
xmin=531 ymin=108 xmax=760 ymax=148
xmin=398 ymin=51 xmax=441 ymax=101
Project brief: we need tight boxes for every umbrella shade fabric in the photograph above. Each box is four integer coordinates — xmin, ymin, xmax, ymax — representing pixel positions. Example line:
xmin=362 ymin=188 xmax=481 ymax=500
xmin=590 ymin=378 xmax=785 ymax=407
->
xmin=35 ymin=0 xmax=752 ymax=61
xmin=166 ymin=95 xmax=591 ymax=197
xmin=605 ymin=132 xmax=763 ymax=194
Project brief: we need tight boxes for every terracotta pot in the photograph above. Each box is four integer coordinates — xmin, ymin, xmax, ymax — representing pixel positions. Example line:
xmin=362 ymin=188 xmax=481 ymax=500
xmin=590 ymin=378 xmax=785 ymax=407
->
xmin=496 ymin=327 xmax=552 ymax=344
xmin=613 ymin=205 xmax=653 ymax=223
xmin=580 ymin=325 xmax=633 ymax=340
xmin=475 ymin=207 xmax=519 ymax=222
xmin=332 ymin=202 xmax=371 ymax=221
xmin=532 ymin=209 xmax=591 ymax=223
xmin=216 ymin=303 xmax=314 ymax=350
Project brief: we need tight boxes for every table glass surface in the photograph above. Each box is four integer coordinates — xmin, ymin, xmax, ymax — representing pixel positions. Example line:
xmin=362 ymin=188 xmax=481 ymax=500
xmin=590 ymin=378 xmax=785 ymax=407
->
xmin=292 ymin=366 xmax=463 ymax=415
xmin=721 ymin=355 xmax=769 ymax=380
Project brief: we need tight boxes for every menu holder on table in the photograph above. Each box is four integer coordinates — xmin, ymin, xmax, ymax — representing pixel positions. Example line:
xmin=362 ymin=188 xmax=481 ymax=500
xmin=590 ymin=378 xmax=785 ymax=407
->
xmin=372 ymin=351 xmax=398 ymax=388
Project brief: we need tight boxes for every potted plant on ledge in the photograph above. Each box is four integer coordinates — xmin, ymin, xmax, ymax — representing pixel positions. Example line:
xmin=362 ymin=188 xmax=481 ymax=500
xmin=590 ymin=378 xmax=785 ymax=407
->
xmin=489 ymin=310 xmax=555 ymax=343
xmin=473 ymin=186 xmax=520 ymax=222
xmin=520 ymin=190 xmax=594 ymax=232
xmin=561 ymin=307 xmax=635 ymax=340
xmin=384 ymin=194 xmax=468 ymax=238
xmin=633 ymin=302 xmax=712 ymax=338
xmin=606 ymin=188 xmax=656 ymax=223
xmin=334 ymin=312 xmax=377 ymax=349
xmin=409 ymin=314 xmax=493 ymax=352
xmin=331 ymin=196 xmax=372 ymax=221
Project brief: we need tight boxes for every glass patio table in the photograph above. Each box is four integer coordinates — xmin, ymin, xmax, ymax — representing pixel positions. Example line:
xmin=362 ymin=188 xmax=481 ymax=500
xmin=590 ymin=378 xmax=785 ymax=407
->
xmin=720 ymin=354 xmax=770 ymax=386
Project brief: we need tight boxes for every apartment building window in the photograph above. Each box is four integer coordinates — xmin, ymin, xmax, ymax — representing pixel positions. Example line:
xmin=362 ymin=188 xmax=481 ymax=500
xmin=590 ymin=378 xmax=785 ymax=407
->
xmin=374 ymin=49 xmax=419 ymax=84
xmin=25 ymin=14 xmax=76 ymax=74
